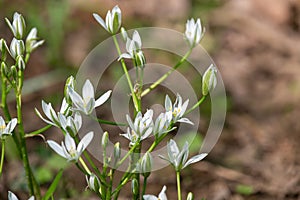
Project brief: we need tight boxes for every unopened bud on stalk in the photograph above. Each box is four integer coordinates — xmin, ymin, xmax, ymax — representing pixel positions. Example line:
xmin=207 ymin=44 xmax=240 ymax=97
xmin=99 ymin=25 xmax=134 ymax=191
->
xmin=10 ymin=65 xmax=17 ymax=81
xmin=64 ymin=76 xmax=75 ymax=104
xmin=202 ymin=64 xmax=217 ymax=96
xmin=9 ymin=38 xmax=24 ymax=59
xmin=134 ymin=51 xmax=146 ymax=68
xmin=140 ymin=152 xmax=153 ymax=177
xmin=1 ymin=62 xmax=8 ymax=77
xmin=5 ymin=12 xmax=26 ymax=39
xmin=186 ymin=192 xmax=194 ymax=200
xmin=113 ymin=142 xmax=121 ymax=164
xmin=86 ymin=173 xmax=100 ymax=193
xmin=101 ymin=131 xmax=109 ymax=149
xmin=0 ymin=39 xmax=8 ymax=61
xmin=16 ymin=55 xmax=25 ymax=70
xmin=131 ymin=178 xmax=139 ymax=196
xmin=120 ymin=27 xmax=128 ymax=41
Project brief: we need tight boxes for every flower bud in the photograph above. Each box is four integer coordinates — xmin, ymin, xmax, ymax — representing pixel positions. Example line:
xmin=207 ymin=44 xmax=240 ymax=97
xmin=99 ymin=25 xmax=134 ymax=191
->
xmin=0 ymin=39 xmax=8 ymax=61
xmin=9 ymin=38 xmax=24 ymax=59
xmin=131 ymin=178 xmax=139 ymax=196
xmin=1 ymin=62 xmax=8 ymax=77
xmin=64 ymin=76 xmax=75 ymax=104
xmin=186 ymin=192 xmax=194 ymax=200
xmin=134 ymin=51 xmax=146 ymax=68
xmin=140 ymin=152 xmax=152 ymax=178
xmin=5 ymin=12 xmax=26 ymax=39
xmin=86 ymin=173 xmax=100 ymax=193
xmin=113 ymin=142 xmax=121 ymax=164
xmin=121 ymin=27 xmax=128 ymax=41
xmin=101 ymin=131 xmax=109 ymax=149
xmin=10 ymin=65 xmax=18 ymax=81
xmin=202 ymin=64 xmax=217 ymax=96
xmin=16 ymin=55 xmax=25 ymax=70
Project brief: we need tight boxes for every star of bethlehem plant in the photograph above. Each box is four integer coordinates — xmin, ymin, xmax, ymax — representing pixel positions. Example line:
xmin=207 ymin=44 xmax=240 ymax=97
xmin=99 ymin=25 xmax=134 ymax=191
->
xmin=0 ymin=5 xmax=218 ymax=200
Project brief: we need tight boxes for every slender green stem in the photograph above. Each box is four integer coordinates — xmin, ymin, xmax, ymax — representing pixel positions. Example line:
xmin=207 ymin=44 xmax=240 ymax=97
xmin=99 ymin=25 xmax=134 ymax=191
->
xmin=141 ymin=176 xmax=148 ymax=198
xmin=112 ymin=35 xmax=139 ymax=112
xmin=0 ymin=139 xmax=5 ymax=177
xmin=176 ymin=171 xmax=182 ymax=200
xmin=141 ymin=49 xmax=192 ymax=97
xmin=116 ymin=142 xmax=139 ymax=168
xmin=79 ymin=157 xmax=91 ymax=175
xmin=91 ymin=116 xmax=127 ymax=126
xmin=185 ymin=95 xmax=206 ymax=115
xmin=25 ymin=124 xmax=52 ymax=137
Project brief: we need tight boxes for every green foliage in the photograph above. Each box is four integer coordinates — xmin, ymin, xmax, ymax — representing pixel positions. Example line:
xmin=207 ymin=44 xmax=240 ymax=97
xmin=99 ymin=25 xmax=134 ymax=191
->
xmin=235 ymin=184 xmax=254 ymax=196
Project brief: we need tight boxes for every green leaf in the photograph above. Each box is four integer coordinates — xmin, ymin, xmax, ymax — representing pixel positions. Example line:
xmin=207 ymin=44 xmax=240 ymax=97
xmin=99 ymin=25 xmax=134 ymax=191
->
xmin=43 ymin=169 xmax=63 ymax=200
xmin=235 ymin=184 xmax=254 ymax=196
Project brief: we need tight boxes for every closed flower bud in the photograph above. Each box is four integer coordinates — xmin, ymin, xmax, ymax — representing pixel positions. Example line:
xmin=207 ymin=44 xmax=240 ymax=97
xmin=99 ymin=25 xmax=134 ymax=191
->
xmin=186 ymin=192 xmax=194 ymax=200
xmin=5 ymin=12 xmax=26 ymax=39
xmin=86 ymin=173 xmax=100 ymax=192
xmin=0 ymin=39 xmax=8 ymax=61
xmin=26 ymin=27 xmax=44 ymax=53
xmin=10 ymin=65 xmax=18 ymax=81
xmin=64 ymin=76 xmax=75 ymax=104
xmin=134 ymin=51 xmax=146 ymax=68
xmin=131 ymin=178 xmax=139 ymax=196
xmin=9 ymin=38 xmax=24 ymax=59
xmin=1 ymin=62 xmax=8 ymax=77
xmin=101 ymin=131 xmax=109 ymax=149
xmin=16 ymin=55 xmax=25 ymax=70
xmin=140 ymin=152 xmax=153 ymax=177
xmin=202 ymin=64 xmax=217 ymax=96
xmin=113 ymin=142 xmax=121 ymax=164
xmin=121 ymin=27 xmax=128 ymax=41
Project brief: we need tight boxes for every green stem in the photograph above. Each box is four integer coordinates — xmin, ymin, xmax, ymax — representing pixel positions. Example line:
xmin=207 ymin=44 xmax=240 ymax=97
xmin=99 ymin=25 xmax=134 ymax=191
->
xmin=79 ymin=157 xmax=91 ymax=175
xmin=25 ymin=124 xmax=52 ymax=137
xmin=112 ymin=35 xmax=139 ymax=112
xmin=185 ymin=95 xmax=206 ymax=115
xmin=116 ymin=142 xmax=139 ymax=168
xmin=141 ymin=176 xmax=148 ymax=198
xmin=176 ymin=171 xmax=182 ymax=200
xmin=141 ymin=49 xmax=192 ymax=97
xmin=92 ymin=116 xmax=127 ymax=126
xmin=0 ymin=139 xmax=5 ymax=177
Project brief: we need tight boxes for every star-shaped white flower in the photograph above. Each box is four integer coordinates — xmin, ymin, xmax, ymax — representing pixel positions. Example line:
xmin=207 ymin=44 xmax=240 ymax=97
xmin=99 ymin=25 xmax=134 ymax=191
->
xmin=0 ymin=117 xmax=17 ymax=138
xmin=143 ymin=185 xmax=168 ymax=200
xmin=121 ymin=110 xmax=153 ymax=145
xmin=68 ymin=79 xmax=112 ymax=115
xmin=165 ymin=94 xmax=193 ymax=125
xmin=35 ymin=98 xmax=69 ymax=127
xmin=159 ymin=139 xmax=207 ymax=171
xmin=47 ymin=131 xmax=93 ymax=162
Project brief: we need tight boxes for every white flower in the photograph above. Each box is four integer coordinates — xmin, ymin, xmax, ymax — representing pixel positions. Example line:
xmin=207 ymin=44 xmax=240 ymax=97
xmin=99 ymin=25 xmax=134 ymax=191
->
xmin=93 ymin=5 xmax=122 ymax=34
xmin=138 ymin=152 xmax=153 ymax=176
xmin=184 ymin=18 xmax=204 ymax=48
xmin=159 ymin=139 xmax=207 ymax=171
xmin=67 ymin=79 xmax=112 ymax=115
xmin=8 ymin=191 xmax=34 ymax=200
xmin=143 ymin=185 xmax=168 ymax=200
xmin=47 ymin=131 xmax=94 ymax=162
xmin=153 ymin=111 xmax=174 ymax=138
xmin=121 ymin=110 xmax=153 ymax=145
xmin=119 ymin=30 xmax=142 ymax=60
xmin=58 ymin=112 xmax=82 ymax=136
xmin=165 ymin=94 xmax=193 ymax=125
xmin=0 ymin=117 xmax=17 ymax=138
xmin=202 ymin=64 xmax=217 ymax=96
xmin=5 ymin=12 xmax=26 ymax=39
xmin=35 ymin=98 xmax=70 ymax=127
xmin=25 ymin=27 xmax=44 ymax=53
xmin=9 ymin=38 xmax=24 ymax=59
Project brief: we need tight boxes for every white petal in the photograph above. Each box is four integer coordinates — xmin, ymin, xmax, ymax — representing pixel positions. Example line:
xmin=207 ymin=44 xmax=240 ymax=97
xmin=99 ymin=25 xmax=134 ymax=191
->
xmin=5 ymin=118 xmax=17 ymax=133
xmin=177 ymin=118 xmax=194 ymax=125
xmin=143 ymin=195 xmax=158 ymax=200
xmin=167 ymin=139 xmax=179 ymax=163
xmin=183 ymin=153 xmax=208 ymax=169
xmin=65 ymin=133 xmax=76 ymax=152
xmin=8 ymin=191 xmax=19 ymax=200
xmin=47 ymin=140 xmax=67 ymax=159
xmin=132 ymin=30 xmax=142 ymax=49
xmin=93 ymin=13 xmax=107 ymax=30
xmin=118 ymin=53 xmax=132 ymax=60
xmin=28 ymin=197 xmax=35 ymax=200
xmin=77 ymin=131 xmax=94 ymax=154
xmin=158 ymin=185 xmax=168 ymax=200
xmin=82 ymin=80 xmax=95 ymax=100
xmin=165 ymin=95 xmax=172 ymax=111
xmin=35 ymin=108 xmax=57 ymax=127
xmin=60 ymin=98 xmax=69 ymax=114
xmin=95 ymin=90 xmax=112 ymax=107
xmin=68 ymin=87 xmax=84 ymax=110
